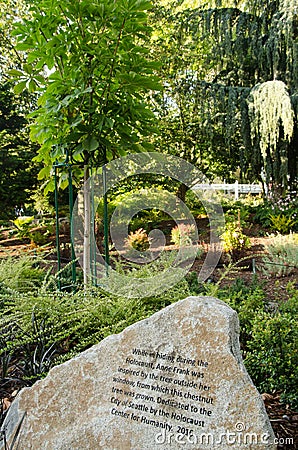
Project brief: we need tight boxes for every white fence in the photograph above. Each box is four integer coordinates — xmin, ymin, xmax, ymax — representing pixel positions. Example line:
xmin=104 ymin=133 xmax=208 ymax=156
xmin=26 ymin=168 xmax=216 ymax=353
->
xmin=193 ymin=181 xmax=262 ymax=200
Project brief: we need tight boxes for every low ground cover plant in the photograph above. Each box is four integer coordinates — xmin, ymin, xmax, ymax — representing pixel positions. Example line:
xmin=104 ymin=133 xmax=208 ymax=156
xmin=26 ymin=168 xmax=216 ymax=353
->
xmin=260 ymin=233 xmax=298 ymax=277
xmin=0 ymin=255 xmax=45 ymax=293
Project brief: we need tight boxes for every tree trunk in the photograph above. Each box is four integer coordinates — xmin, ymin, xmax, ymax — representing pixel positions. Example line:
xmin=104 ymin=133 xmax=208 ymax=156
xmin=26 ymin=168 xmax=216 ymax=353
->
xmin=177 ymin=183 xmax=188 ymax=202
xmin=83 ymin=164 xmax=91 ymax=285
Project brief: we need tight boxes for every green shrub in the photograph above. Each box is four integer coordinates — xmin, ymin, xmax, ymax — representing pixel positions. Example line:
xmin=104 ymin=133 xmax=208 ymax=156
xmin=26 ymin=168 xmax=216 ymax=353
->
xmin=220 ymin=194 xmax=263 ymax=219
xmin=0 ymin=276 xmax=191 ymax=385
xmin=106 ymin=251 xmax=193 ymax=299
xmin=221 ymin=222 xmax=251 ymax=258
xmin=253 ymin=189 xmax=298 ymax=232
xmin=269 ymin=213 xmax=296 ymax=234
xmin=0 ymin=256 xmax=45 ymax=293
xmin=125 ymin=228 xmax=150 ymax=252
xmin=218 ymin=280 xmax=265 ymax=338
xmin=245 ymin=310 xmax=298 ymax=408
xmin=13 ymin=216 xmax=35 ymax=238
xmin=30 ymin=229 xmax=49 ymax=246
xmin=260 ymin=233 xmax=298 ymax=277
xmin=218 ymin=280 xmax=298 ymax=408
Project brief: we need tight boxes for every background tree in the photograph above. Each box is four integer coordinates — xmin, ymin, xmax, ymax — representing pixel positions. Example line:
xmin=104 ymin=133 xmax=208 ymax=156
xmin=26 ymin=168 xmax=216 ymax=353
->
xmin=151 ymin=1 xmax=242 ymax=187
xmin=0 ymin=0 xmax=28 ymax=78
xmin=0 ymin=1 xmax=39 ymax=218
xmin=151 ymin=0 xmax=297 ymax=193
xmin=0 ymin=82 xmax=39 ymax=218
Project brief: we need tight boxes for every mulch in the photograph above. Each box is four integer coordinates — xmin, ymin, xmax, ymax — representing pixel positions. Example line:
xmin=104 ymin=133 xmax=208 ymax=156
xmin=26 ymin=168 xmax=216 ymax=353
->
xmin=263 ymin=393 xmax=297 ymax=449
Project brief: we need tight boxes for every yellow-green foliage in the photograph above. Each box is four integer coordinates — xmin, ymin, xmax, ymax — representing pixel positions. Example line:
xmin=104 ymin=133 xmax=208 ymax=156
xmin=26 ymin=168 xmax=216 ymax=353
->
xmin=269 ymin=213 xmax=296 ymax=234
xmin=125 ymin=228 xmax=150 ymax=252
xmin=221 ymin=222 xmax=251 ymax=254
xmin=248 ymin=81 xmax=294 ymax=156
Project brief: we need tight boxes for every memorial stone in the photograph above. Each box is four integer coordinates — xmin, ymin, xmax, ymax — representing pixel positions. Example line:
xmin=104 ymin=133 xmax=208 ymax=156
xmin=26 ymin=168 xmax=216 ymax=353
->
xmin=1 ymin=296 xmax=276 ymax=449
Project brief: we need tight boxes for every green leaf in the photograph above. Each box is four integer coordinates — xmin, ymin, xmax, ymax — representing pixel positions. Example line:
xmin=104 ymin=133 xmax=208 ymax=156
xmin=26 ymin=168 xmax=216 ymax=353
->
xmin=38 ymin=166 xmax=51 ymax=180
xmin=13 ymin=81 xmax=27 ymax=94
xmin=44 ymin=179 xmax=55 ymax=195
xmin=15 ymin=43 xmax=34 ymax=51
xmin=27 ymin=51 xmax=42 ymax=64
xmin=23 ymin=64 xmax=33 ymax=75
xmin=8 ymin=69 xmax=25 ymax=78
xmin=28 ymin=79 xmax=37 ymax=92
xmin=82 ymin=136 xmax=99 ymax=152
xmin=105 ymin=117 xmax=114 ymax=129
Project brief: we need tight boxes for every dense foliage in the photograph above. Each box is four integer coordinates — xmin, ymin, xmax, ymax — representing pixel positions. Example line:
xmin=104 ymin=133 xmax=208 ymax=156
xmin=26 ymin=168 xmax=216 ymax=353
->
xmin=0 ymin=256 xmax=297 ymax=410
xmin=10 ymin=0 xmax=161 ymax=192
xmin=150 ymin=0 xmax=297 ymax=189
xmin=0 ymin=82 xmax=39 ymax=217
xmin=217 ymin=281 xmax=298 ymax=409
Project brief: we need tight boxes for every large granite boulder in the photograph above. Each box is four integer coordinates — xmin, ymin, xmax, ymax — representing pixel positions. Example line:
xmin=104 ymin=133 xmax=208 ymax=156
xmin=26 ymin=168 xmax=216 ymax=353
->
xmin=1 ymin=296 xmax=276 ymax=449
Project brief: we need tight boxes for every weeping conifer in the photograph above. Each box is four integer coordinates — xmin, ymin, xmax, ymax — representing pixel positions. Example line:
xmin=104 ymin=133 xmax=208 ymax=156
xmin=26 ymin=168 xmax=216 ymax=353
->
xmin=153 ymin=0 xmax=297 ymax=190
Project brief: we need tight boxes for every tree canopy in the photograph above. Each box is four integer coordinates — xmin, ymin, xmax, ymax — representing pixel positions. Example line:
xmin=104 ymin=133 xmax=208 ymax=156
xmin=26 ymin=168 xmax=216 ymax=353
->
xmin=0 ymin=0 xmax=297 ymax=206
xmin=150 ymin=0 xmax=297 ymax=190
xmin=10 ymin=0 xmax=161 ymax=191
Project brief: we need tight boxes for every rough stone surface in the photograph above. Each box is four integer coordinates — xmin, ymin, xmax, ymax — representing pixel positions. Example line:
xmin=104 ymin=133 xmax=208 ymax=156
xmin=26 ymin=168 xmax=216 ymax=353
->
xmin=1 ymin=296 xmax=276 ymax=449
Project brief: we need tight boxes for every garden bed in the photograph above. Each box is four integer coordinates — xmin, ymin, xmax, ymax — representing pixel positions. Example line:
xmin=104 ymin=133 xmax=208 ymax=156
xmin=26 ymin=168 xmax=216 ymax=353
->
xmin=0 ymin=219 xmax=297 ymax=448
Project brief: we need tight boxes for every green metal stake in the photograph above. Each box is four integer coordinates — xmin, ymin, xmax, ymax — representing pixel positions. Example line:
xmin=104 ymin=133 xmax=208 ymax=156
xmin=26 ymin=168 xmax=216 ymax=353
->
xmin=90 ymin=171 xmax=98 ymax=285
xmin=54 ymin=164 xmax=62 ymax=291
xmin=102 ymin=163 xmax=110 ymax=274
xmin=68 ymin=165 xmax=76 ymax=291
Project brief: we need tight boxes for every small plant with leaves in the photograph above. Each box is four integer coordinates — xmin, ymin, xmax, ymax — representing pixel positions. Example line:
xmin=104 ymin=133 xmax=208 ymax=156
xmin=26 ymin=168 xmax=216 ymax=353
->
xmin=30 ymin=230 xmax=48 ymax=246
xmin=16 ymin=312 xmax=59 ymax=383
xmin=224 ymin=206 xmax=250 ymax=229
xmin=125 ymin=228 xmax=151 ymax=252
xmin=268 ymin=213 xmax=296 ymax=234
xmin=171 ymin=223 xmax=196 ymax=246
xmin=13 ymin=216 xmax=35 ymax=239
xmin=221 ymin=222 xmax=251 ymax=260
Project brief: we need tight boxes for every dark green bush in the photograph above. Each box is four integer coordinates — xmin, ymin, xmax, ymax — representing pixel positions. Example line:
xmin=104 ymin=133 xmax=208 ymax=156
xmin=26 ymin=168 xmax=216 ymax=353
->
xmin=218 ymin=280 xmax=298 ymax=408
xmin=245 ymin=310 xmax=298 ymax=408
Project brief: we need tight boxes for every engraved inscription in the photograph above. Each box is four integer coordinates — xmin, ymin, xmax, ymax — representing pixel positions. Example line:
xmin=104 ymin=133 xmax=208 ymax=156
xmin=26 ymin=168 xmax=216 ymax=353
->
xmin=110 ymin=348 xmax=214 ymax=435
